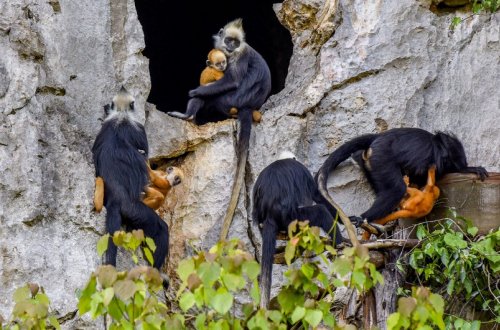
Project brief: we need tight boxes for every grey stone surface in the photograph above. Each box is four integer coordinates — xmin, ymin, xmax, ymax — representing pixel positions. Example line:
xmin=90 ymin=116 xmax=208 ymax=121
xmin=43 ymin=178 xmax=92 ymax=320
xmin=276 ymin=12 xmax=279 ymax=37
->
xmin=0 ymin=0 xmax=498 ymax=327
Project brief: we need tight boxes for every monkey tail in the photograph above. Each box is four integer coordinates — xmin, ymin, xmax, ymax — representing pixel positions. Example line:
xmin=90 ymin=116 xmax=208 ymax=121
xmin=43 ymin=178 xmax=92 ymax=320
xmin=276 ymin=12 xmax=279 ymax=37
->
xmin=219 ymin=108 xmax=253 ymax=240
xmin=259 ymin=218 xmax=278 ymax=309
xmin=315 ymin=134 xmax=377 ymax=247
xmin=316 ymin=134 xmax=377 ymax=194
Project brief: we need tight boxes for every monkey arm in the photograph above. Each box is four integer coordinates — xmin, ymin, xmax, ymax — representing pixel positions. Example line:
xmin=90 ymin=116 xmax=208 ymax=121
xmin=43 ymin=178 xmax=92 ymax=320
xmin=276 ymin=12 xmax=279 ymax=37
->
xmin=142 ymin=186 xmax=165 ymax=210
xmin=147 ymin=165 xmax=172 ymax=194
xmin=189 ymin=74 xmax=239 ymax=98
xmin=460 ymin=166 xmax=489 ymax=181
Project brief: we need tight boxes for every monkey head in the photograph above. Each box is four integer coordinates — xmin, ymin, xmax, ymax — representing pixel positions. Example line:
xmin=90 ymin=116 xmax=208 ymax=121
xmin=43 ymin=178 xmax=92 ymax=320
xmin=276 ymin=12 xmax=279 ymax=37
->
xmin=214 ymin=18 xmax=246 ymax=56
xmin=278 ymin=151 xmax=297 ymax=160
xmin=103 ymin=86 xmax=136 ymax=121
xmin=165 ymin=166 xmax=184 ymax=187
xmin=206 ymin=49 xmax=227 ymax=72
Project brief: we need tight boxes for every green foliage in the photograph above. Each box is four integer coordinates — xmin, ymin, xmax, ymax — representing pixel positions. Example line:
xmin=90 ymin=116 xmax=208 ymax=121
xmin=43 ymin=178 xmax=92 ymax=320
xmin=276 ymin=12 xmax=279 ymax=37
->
xmin=98 ymin=230 xmax=157 ymax=266
xmin=78 ymin=230 xmax=180 ymax=329
xmin=404 ymin=214 xmax=500 ymax=324
xmin=276 ymin=220 xmax=383 ymax=329
xmin=451 ymin=0 xmax=499 ymax=28
xmin=175 ymin=239 xmax=264 ymax=329
xmin=387 ymin=287 xmax=445 ymax=330
xmin=1 ymin=283 xmax=61 ymax=330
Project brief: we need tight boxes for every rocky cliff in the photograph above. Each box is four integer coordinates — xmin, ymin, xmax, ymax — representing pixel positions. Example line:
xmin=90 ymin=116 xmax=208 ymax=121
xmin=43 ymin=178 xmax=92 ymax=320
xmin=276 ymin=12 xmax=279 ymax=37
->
xmin=0 ymin=0 xmax=498 ymax=327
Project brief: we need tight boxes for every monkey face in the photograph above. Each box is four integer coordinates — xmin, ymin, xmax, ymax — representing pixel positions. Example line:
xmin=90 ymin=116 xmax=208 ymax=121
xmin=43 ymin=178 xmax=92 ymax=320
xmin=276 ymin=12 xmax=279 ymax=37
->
xmin=110 ymin=86 xmax=135 ymax=113
xmin=214 ymin=18 xmax=245 ymax=56
xmin=213 ymin=59 xmax=227 ymax=71
xmin=166 ymin=166 xmax=184 ymax=186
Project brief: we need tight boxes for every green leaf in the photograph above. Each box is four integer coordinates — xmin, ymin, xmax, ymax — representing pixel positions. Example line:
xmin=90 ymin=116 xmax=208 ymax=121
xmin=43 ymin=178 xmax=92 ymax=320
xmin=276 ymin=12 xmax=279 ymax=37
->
xmin=268 ymin=310 xmax=282 ymax=324
xmin=177 ymin=259 xmax=195 ymax=282
xmin=444 ymin=233 xmax=467 ymax=249
xmin=210 ymin=288 xmax=233 ymax=314
xmin=451 ymin=16 xmax=462 ymax=29
xmin=250 ymin=280 xmax=260 ymax=305
xmin=387 ymin=313 xmax=400 ymax=330
xmin=97 ymin=234 xmax=109 ymax=257
xmin=179 ymin=291 xmax=195 ymax=312
xmin=290 ymin=306 xmax=306 ymax=324
xmin=284 ymin=242 xmax=296 ymax=265
xmin=467 ymin=226 xmax=479 ymax=236
xmin=221 ymin=273 xmax=245 ymax=291
xmin=242 ymin=261 xmax=260 ymax=280
xmin=48 ymin=316 xmax=61 ymax=330
xmin=199 ymin=263 xmax=221 ymax=287
xmin=195 ymin=313 xmax=207 ymax=329
xmin=143 ymin=247 xmax=154 ymax=266
xmin=13 ymin=285 xmax=31 ymax=303
xmin=304 ymin=309 xmax=323 ymax=327
xmin=102 ymin=287 xmax=114 ymax=306
xmin=113 ymin=280 xmax=137 ymax=301
xmin=300 ymin=263 xmax=315 ymax=279
xmin=145 ymin=237 xmax=156 ymax=252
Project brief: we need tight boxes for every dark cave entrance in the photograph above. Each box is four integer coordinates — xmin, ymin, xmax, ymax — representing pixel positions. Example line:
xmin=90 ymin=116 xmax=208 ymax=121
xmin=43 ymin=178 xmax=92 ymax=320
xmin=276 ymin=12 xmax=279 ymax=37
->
xmin=135 ymin=0 xmax=293 ymax=113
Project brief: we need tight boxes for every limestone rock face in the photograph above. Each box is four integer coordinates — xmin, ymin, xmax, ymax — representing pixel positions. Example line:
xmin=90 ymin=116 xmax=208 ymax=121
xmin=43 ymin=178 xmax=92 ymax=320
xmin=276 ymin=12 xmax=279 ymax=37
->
xmin=0 ymin=0 xmax=149 ymax=324
xmin=0 ymin=0 xmax=498 ymax=327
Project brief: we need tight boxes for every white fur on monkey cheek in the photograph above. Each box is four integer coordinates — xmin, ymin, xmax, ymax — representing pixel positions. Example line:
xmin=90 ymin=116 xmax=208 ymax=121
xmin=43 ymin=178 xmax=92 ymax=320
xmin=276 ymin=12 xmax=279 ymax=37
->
xmin=166 ymin=173 xmax=177 ymax=186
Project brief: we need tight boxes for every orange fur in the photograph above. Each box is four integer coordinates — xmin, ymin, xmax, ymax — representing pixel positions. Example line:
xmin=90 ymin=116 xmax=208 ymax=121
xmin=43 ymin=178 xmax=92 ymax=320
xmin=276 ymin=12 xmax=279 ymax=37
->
xmin=94 ymin=177 xmax=104 ymax=212
xmin=93 ymin=163 xmax=183 ymax=212
xmin=200 ymin=49 xmax=226 ymax=86
xmin=362 ymin=166 xmax=440 ymax=240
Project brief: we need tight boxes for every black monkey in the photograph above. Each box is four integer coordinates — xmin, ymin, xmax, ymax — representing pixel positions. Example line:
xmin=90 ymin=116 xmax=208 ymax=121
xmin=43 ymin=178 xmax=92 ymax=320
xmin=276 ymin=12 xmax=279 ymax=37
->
xmin=316 ymin=128 xmax=488 ymax=226
xmin=253 ymin=153 xmax=342 ymax=308
xmin=92 ymin=87 xmax=169 ymax=269
xmin=168 ymin=18 xmax=272 ymax=240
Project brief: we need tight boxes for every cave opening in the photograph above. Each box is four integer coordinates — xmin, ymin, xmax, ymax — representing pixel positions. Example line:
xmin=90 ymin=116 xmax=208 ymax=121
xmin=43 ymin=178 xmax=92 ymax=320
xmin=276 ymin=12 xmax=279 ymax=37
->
xmin=135 ymin=0 xmax=293 ymax=113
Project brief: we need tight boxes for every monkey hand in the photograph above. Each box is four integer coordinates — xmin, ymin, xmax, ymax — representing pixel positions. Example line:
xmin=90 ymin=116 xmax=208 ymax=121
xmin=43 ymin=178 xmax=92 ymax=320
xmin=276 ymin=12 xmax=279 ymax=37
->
xmin=465 ymin=166 xmax=489 ymax=181
xmin=349 ymin=215 xmax=364 ymax=226
xmin=188 ymin=87 xmax=203 ymax=98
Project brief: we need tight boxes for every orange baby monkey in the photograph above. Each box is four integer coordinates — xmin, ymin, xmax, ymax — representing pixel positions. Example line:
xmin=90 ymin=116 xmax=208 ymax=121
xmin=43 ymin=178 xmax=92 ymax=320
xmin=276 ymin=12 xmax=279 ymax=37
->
xmin=200 ymin=49 xmax=227 ymax=86
xmin=93 ymin=164 xmax=184 ymax=212
xmin=362 ymin=165 xmax=440 ymax=240
xmin=142 ymin=165 xmax=184 ymax=210
xmin=200 ymin=49 xmax=262 ymax=123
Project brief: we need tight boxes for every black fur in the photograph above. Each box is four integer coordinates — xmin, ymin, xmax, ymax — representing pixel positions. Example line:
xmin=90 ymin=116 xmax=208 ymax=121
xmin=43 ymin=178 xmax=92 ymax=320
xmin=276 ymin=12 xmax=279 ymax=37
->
xmin=253 ymin=158 xmax=342 ymax=308
xmin=316 ymin=128 xmax=488 ymax=223
xmin=92 ymin=112 xmax=169 ymax=269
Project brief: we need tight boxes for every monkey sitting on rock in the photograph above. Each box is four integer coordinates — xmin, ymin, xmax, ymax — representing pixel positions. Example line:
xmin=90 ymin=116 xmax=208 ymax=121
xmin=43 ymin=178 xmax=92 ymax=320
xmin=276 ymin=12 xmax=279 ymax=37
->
xmin=199 ymin=48 xmax=262 ymax=123
xmin=94 ymin=164 xmax=184 ymax=212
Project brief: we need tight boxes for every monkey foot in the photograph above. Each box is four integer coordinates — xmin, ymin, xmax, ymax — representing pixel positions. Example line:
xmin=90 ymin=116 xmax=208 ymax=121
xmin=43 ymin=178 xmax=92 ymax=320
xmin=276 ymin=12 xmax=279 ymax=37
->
xmin=349 ymin=215 xmax=364 ymax=226
xmin=360 ymin=220 xmax=387 ymax=238
xmin=167 ymin=111 xmax=194 ymax=121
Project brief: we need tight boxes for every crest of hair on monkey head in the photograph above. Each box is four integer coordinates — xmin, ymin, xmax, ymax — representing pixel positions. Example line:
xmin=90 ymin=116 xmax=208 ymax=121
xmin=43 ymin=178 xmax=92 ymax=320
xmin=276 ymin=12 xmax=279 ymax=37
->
xmin=278 ymin=151 xmax=297 ymax=160
xmin=106 ymin=86 xmax=138 ymax=124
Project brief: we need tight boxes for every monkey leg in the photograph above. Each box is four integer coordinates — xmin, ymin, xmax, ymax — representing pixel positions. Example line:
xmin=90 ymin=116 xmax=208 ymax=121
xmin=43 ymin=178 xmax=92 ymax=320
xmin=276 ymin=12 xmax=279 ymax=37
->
xmin=142 ymin=187 xmax=165 ymax=210
xmin=252 ymin=110 xmax=262 ymax=123
xmin=120 ymin=202 xmax=169 ymax=269
xmin=167 ymin=98 xmax=204 ymax=121
xmin=229 ymin=107 xmax=238 ymax=117
xmin=361 ymin=209 xmax=416 ymax=240
xmin=401 ymin=187 xmax=424 ymax=210
xmin=94 ymin=177 xmax=104 ymax=212
xmin=297 ymin=205 xmax=342 ymax=246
